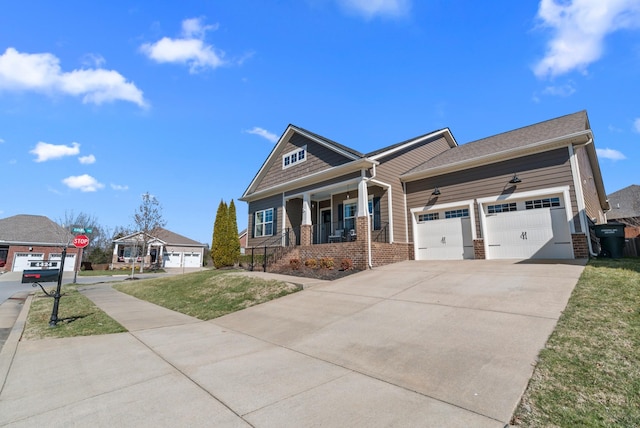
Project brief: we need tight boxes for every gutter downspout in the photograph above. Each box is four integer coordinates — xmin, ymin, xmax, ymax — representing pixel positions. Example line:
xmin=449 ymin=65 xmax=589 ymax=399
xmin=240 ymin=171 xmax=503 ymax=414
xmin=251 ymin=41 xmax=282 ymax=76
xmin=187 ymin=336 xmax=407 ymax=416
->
xmin=362 ymin=163 xmax=376 ymax=269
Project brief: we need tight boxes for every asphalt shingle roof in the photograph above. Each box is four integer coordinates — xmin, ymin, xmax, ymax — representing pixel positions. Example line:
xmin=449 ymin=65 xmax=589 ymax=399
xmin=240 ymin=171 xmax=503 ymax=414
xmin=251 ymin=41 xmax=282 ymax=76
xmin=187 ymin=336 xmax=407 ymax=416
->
xmin=0 ymin=214 xmax=73 ymax=244
xmin=404 ymin=110 xmax=589 ymax=175
xmin=607 ymin=184 xmax=640 ymax=220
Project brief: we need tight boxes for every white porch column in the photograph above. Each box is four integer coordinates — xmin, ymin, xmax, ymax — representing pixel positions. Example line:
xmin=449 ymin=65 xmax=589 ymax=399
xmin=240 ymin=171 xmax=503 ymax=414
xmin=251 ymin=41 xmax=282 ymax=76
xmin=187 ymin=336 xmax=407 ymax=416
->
xmin=302 ymin=192 xmax=312 ymax=225
xmin=357 ymin=171 xmax=369 ymax=217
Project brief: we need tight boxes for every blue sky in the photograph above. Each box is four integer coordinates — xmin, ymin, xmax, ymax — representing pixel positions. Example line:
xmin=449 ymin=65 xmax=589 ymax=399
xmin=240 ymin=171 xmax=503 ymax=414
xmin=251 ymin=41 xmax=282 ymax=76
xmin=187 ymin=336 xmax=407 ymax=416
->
xmin=1 ymin=0 xmax=639 ymax=244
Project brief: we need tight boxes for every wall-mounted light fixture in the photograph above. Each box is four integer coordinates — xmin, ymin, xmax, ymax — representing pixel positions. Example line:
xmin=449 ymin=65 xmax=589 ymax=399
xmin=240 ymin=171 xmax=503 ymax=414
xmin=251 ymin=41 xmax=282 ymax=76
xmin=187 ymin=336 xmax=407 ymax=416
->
xmin=432 ymin=187 xmax=441 ymax=196
xmin=509 ymin=173 xmax=521 ymax=184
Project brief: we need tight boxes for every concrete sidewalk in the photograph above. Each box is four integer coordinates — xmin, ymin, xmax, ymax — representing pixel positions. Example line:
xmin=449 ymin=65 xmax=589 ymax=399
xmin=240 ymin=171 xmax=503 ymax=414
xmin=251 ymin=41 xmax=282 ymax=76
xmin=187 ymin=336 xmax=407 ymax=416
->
xmin=0 ymin=261 xmax=585 ymax=427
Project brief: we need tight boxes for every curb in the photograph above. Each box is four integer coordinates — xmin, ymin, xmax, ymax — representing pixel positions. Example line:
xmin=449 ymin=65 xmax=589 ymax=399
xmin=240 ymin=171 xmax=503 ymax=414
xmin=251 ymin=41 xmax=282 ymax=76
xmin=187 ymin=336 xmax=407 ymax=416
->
xmin=0 ymin=293 xmax=33 ymax=394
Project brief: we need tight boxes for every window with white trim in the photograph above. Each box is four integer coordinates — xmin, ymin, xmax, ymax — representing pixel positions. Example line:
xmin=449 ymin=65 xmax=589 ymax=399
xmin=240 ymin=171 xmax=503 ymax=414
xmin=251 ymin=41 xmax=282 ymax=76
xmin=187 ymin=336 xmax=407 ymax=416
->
xmin=282 ymin=145 xmax=307 ymax=169
xmin=344 ymin=202 xmax=356 ymax=231
xmin=525 ymin=197 xmax=560 ymax=210
xmin=254 ymin=208 xmax=274 ymax=237
xmin=487 ymin=203 xmax=517 ymax=214
xmin=418 ymin=213 xmax=439 ymax=222
xmin=445 ymin=208 xmax=469 ymax=218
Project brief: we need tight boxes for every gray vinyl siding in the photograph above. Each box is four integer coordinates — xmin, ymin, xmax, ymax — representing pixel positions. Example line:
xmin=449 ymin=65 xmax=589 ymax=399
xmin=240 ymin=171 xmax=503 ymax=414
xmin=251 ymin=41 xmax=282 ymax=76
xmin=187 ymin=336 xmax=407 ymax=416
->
xmin=255 ymin=134 xmax=355 ymax=192
xmin=405 ymin=148 xmax=578 ymax=240
xmin=576 ymin=146 xmax=605 ymax=224
xmin=376 ymin=136 xmax=451 ymax=243
xmin=247 ymin=194 xmax=283 ymax=247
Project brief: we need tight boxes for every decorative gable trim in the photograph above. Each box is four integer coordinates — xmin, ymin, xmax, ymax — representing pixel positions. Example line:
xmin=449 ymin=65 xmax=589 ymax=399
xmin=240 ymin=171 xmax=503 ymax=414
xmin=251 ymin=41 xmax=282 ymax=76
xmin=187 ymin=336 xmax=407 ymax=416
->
xmin=242 ymin=125 xmax=362 ymax=198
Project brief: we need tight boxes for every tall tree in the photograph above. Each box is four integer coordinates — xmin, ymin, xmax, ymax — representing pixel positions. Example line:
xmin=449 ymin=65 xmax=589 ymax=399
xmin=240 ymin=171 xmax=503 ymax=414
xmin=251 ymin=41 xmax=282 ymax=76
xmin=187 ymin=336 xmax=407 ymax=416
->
xmin=228 ymin=199 xmax=241 ymax=265
xmin=59 ymin=211 xmax=104 ymax=263
xmin=211 ymin=200 xmax=229 ymax=268
xmin=133 ymin=192 xmax=166 ymax=273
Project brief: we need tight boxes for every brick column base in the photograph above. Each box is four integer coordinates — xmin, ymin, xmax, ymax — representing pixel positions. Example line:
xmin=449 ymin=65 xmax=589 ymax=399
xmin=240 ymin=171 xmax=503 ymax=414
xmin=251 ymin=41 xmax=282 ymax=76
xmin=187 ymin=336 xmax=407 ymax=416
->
xmin=300 ymin=225 xmax=312 ymax=246
xmin=473 ymin=239 xmax=485 ymax=259
xmin=572 ymin=233 xmax=589 ymax=258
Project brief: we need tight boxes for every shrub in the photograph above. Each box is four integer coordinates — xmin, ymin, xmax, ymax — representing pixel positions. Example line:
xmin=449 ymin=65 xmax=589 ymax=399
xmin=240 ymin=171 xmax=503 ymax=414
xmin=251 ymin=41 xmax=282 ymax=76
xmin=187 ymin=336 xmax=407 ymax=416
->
xmin=289 ymin=258 xmax=301 ymax=270
xmin=319 ymin=257 xmax=334 ymax=270
xmin=340 ymin=258 xmax=354 ymax=271
xmin=305 ymin=258 xmax=318 ymax=268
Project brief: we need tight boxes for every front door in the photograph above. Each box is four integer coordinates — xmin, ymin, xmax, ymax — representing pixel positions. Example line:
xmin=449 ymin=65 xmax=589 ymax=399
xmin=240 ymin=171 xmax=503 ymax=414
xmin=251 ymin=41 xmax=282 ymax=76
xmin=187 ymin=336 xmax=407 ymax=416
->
xmin=321 ymin=209 xmax=331 ymax=243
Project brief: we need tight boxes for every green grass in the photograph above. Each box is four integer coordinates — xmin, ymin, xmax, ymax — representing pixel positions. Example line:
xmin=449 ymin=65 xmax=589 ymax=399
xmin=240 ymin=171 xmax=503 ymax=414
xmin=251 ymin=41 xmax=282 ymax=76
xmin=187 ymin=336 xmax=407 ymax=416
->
xmin=23 ymin=284 xmax=126 ymax=340
xmin=512 ymin=258 xmax=640 ymax=427
xmin=113 ymin=269 xmax=301 ymax=320
xmin=78 ymin=268 xmax=165 ymax=276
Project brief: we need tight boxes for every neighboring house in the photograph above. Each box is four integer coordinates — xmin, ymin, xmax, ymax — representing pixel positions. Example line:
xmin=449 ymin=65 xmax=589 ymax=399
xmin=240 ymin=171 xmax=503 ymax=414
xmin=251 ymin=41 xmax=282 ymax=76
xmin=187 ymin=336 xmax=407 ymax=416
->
xmin=0 ymin=214 xmax=81 ymax=272
xmin=240 ymin=111 xmax=609 ymax=269
xmin=239 ymin=228 xmax=248 ymax=254
xmin=606 ymin=184 xmax=640 ymax=238
xmin=112 ymin=228 xmax=207 ymax=269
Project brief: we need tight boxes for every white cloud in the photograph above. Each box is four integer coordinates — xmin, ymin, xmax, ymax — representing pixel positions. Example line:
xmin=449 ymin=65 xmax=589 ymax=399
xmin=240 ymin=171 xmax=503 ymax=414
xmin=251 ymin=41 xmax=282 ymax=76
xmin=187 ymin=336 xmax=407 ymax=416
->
xmin=111 ymin=183 xmax=129 ymax=191
xmin=0 ymin=48 xmax=146 ymax=107
xmin=30 ymin=141 xmax=80 ymax=162
xmin=534 ymin=0 xmax=640 ymax=78
xmin=337 ymin=0 xmax=411 ymax=19
xmin=62 ymin=174 xmax=105 ymax=192
xmin=78 ymin=154 xmax=96 ymax=164
xmin=608 ymin=124 xmax=623 ymax=133
xmin=0 ymin=138 xmax=4 ymax=144
xmin=634 ymin=117 xmax=640 ymax=133
xmin=542 ymin=82 xmax=577 ymax=97
xmin=140 ymin=18 xmax=226 ymax=73
xmin=245 ymin=127 xmax=278 ymax=143
xmin=597 ymin=147 xmax=627 ymax=160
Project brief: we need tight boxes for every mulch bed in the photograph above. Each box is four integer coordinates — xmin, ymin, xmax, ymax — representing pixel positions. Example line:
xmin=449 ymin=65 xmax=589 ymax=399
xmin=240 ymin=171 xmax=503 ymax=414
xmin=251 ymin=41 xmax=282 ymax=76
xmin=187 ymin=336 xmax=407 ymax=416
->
xmin=268 ymin=265 xmax=361 ymax=281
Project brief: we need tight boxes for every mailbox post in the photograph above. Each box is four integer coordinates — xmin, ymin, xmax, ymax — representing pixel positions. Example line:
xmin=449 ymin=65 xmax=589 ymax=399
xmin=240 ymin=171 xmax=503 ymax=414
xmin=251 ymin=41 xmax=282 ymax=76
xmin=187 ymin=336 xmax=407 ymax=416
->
xmin=49 ymin=246 xmax=66 ymax=326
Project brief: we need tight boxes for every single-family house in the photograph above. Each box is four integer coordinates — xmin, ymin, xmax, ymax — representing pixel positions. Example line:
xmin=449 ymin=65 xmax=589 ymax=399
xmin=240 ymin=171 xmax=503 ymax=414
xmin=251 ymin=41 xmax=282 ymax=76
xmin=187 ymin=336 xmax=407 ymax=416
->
xmin=0 ymin=214 xmax=81 ymax=272
xmin=240 ymin=111 xmax=609 ymax=269
xmin=606 ymin=184 xmax=640 ymax=237
xmin=112 ymin=228 xmax=207 ymax=269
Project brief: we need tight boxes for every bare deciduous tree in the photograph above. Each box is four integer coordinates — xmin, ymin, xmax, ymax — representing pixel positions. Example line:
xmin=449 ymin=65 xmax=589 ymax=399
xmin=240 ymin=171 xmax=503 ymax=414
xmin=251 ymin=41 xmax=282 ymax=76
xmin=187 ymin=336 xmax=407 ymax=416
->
xmin=133 ymin=192 xmax=166 ymax=273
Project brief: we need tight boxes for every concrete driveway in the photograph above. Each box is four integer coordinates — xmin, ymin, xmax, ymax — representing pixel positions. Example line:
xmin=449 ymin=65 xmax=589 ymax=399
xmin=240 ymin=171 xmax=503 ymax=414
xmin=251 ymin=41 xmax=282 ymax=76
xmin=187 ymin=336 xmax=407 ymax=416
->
xmin=211 ymin=259 xmax=585 ymax=425
xmin=0 ymin=259 xmax=585 ymax=427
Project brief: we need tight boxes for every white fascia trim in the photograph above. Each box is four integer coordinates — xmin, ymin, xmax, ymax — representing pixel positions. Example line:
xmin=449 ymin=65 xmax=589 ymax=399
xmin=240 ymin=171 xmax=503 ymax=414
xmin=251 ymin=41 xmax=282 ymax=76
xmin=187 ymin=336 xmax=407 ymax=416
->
xmin=402 ymin=182 xmax=409 ymax=243
xmin=284 ymin=177 xmax=361 ymax=200
xmin=369 ymin=128 xmax=457 ymax=161
xmin=244 ymin=158 xmax=376 ymax=202
xmin=401 ymin=130 xmax=592 ymax=182
xmin=281 ymin=193 xmax=286 ymax=245
xmin=410 ymin=199 xmax=477 ymax=240
xmin=369 ymin=178 xmax=394 ymax=243
xmin=476 ymin=186 xmax=572 ymax=259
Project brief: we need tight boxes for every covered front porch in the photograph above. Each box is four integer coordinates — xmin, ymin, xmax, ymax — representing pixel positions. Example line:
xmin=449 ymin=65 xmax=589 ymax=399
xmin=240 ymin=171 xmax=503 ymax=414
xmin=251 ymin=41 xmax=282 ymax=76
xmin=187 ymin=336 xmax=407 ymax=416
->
xmin=283 ymin=174 xmax=391 ymax=247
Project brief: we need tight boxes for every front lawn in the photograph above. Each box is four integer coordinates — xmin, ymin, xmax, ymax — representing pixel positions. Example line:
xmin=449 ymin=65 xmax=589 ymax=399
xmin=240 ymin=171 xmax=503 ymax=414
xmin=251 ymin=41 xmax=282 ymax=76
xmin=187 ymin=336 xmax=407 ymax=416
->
xmin=512 ymin=258 xmax=640 ymax=427
xmin=113 ymin=269 xmax=301 ymax=320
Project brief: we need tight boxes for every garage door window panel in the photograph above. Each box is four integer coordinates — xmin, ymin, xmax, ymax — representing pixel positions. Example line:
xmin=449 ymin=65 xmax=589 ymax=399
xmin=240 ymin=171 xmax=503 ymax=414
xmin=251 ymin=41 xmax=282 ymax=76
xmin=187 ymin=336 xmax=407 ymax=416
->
xmin=418 ymin=213 xmax=439 ymax=222
xmin=487 ymin=203 xmax=517 ymax=214
xmin=445 ymin=208 xmax=469 ymax=218
xmin=525 ymin=197 xmax=561 ymax=210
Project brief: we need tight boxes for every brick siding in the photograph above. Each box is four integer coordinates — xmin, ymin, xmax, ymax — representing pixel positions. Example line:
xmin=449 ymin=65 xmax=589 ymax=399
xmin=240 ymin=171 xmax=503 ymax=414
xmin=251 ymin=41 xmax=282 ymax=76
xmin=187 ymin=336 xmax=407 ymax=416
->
xmin=2 ymin=245 xmax=81 ymax=272
xmin=571 ymin=233 xmax=589 ymax=259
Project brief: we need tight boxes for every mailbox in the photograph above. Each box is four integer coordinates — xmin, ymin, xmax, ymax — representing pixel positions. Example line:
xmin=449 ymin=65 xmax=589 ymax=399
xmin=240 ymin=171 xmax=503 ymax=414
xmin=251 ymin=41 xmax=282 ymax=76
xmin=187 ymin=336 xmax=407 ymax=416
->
xmin=21 ymin=269 xmax=60 ymax=283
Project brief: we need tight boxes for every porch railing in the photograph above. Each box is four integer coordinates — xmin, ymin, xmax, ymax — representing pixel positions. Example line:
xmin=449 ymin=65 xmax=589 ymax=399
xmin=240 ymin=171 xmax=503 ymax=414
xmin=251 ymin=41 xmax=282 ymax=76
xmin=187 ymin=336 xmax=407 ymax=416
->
xmin=311 ymin=221 xmax=390 ymax=244
xmin=248 ymin=227 xmax=298 ymax=272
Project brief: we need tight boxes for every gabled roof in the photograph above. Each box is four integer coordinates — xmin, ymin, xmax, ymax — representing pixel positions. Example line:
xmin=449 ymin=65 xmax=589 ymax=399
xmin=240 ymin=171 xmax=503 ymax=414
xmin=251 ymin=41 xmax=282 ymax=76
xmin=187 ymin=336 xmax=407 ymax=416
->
xmin=402 ymin=111 xmax=590 ymax=178
xmin=607 ymin=185 xmax=640 ymax=220
xmin=114 ymin=227 xmax=205 ymax=247
xmin=366 ymin=128 xmax=457 ymax=159
xmin=0 ymin=214 xmax=73 ymax=245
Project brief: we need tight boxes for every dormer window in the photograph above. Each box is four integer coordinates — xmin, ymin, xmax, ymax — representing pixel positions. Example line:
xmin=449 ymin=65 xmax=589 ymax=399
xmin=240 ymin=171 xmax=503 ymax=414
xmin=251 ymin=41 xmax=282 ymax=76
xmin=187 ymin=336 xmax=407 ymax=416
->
xmin=282 ymin=145 xmax=307 ymax=169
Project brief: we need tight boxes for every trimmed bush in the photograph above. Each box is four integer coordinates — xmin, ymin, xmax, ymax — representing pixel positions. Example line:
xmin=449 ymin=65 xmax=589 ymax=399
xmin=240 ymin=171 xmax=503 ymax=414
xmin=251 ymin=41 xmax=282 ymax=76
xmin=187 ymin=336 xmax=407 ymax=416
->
xmin=305 ymin=258 xmax=317 ymax=268
xmin=289 ymin=258 xmax=301 ymax=270
xmin=340 ymin=258 xmax=354 ymax=271
xmin=319 ymin=257 xmax=334 ymax=270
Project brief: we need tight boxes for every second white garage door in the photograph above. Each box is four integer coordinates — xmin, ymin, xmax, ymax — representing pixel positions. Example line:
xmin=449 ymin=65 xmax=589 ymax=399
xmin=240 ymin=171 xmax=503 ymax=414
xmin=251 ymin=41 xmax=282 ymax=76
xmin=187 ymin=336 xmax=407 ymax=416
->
xmin=484 ymin=203 xmax=573 ymax=259
xmin=184 ymin=253 xmax=201 ymax=268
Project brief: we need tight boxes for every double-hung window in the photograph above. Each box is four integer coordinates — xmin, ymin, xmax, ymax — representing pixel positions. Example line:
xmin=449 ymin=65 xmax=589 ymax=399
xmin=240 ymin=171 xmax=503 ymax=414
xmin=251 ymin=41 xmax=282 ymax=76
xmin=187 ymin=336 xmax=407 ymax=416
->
xmin=254 ymin=208 xmax=274 ymax=237
xmin=343 ymin=202 xmax=356 ymax=231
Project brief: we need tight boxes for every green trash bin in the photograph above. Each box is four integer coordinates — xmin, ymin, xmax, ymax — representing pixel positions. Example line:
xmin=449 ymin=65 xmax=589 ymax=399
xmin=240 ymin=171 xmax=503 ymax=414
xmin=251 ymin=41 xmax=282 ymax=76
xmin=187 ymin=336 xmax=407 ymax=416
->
xmin=593 ymin=223 xmax=626 ymax=258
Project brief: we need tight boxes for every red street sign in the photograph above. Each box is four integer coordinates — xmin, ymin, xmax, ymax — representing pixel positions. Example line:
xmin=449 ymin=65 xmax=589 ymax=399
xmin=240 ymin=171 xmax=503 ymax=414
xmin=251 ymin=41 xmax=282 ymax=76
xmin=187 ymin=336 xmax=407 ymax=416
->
xmin=73 ymin=235 xmax=89 ymax=248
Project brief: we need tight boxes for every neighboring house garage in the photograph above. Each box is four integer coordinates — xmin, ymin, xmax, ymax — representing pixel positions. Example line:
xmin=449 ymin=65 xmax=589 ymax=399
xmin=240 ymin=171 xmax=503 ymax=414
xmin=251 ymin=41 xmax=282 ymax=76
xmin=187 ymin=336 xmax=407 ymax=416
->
xmin=0 ymin=214 xmax=81 ymax=273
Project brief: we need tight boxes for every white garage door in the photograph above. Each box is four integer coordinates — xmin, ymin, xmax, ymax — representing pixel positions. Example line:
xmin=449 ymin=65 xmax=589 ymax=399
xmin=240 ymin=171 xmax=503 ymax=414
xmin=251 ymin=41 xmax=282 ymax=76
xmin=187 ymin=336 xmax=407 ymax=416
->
xmin=184 ymin=253 xmax=201 ymax=268
xmin=163 ymin=252 xmax=181 ymax=268
xmin=485 ymin=197 xmax=572 ymax=259
xmin=415 ymin=211 xmax=473 ymax=260
xmin=13 ymin=253 xmax=44 ymax=271
xmin=49 ymin=253 xmax=77 ymax=272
